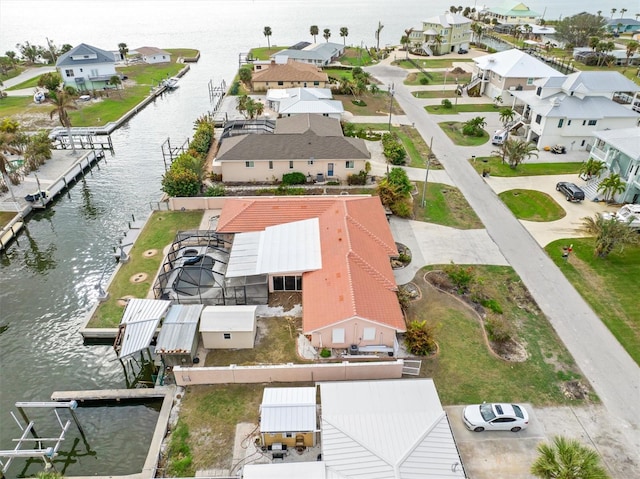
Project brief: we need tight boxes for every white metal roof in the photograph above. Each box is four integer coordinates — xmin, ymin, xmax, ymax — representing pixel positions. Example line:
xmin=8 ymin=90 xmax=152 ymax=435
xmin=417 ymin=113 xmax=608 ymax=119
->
xmin=226 ymin=218 xmax=322 ymax=278
xmin=200 ymin=305 xmax=257 ymax=332
xmin=279 ymin=99 xmax=344 ymax=115
xmin=243 ymin=462 xmax=326 ymax=479
xmin=319 ymin=379 xmax=465 ymax=478
xmin=266 ymin=87 xmax=333 ymax=102
xmin=260 ymin=387 xmax=317 ymax=433
xmin=561 ymin=71 xmax=640 ymax=94
xmin=155 ymin=304 xmax=203 ymax=354
xmin=474 ymin=49 xmax=564 ymax=79
xmin=118 ymin=299 xmax=171 ymax=359
xmin=593 ymin=128 xmax=640 ymax=160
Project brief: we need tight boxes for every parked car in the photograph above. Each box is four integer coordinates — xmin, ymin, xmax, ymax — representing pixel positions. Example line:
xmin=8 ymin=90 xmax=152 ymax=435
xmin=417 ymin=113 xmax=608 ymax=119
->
xmin=556 ymin=182 xmax=585 ymax=202
xmin=551 ymin=145 xmax=566 ymax=154
xmin=463 ymin=403 xmax=529 ymax=432
xmin=458 ymin=48 xmax=468 ymax=54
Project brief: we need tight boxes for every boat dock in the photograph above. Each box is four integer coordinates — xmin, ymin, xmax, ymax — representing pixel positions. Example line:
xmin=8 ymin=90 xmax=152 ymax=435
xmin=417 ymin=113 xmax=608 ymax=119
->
xmin=51 ymin=387 xmax=169 ymax=404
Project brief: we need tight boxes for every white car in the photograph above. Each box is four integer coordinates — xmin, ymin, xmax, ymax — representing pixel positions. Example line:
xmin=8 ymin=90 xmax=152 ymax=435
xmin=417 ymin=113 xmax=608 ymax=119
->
xmin=462 ymin=403 xmax=529 ymax=432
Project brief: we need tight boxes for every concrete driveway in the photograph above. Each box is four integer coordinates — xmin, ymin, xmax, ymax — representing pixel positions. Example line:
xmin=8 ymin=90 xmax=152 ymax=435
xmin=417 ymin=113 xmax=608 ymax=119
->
xmin=485 ymin=175 xmax=618 ymax=247
xmin=446 ymin=404 xmax=640 ymax=479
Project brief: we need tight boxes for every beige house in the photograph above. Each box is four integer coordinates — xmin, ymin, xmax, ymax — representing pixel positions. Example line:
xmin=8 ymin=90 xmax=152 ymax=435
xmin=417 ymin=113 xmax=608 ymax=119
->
xmin=251 ymin=58 xmax=329 ymax=91
xmin=131 ymin=46 xmax=171 ymax=64
xmin=409 ymin=13 xmax=472 ymax=55
xmin=213 ymin=114 xmax=370 ymax=183
xmin=482 ymin=2 xmax=541 ymax=25
xmin=199 ymin=305 xmax=257 ymax=349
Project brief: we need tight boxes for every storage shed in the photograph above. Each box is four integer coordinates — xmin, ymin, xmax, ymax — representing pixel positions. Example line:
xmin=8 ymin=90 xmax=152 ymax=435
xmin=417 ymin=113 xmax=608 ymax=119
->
xmin=260 ymin=387 xmax=317 ymax=449
xmin=155 ymin=304 xmax=204 ymax=367
xmin=199 ymin=305 xmax=257 ymax=349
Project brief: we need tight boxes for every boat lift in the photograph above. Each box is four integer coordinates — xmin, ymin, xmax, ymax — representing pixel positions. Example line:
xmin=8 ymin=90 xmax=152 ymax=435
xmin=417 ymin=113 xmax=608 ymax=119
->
xmin=0 ymin=401 xmax=87 ymax=477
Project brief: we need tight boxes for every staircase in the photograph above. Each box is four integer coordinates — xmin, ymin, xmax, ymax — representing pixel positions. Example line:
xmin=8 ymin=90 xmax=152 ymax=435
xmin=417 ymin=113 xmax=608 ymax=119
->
xmin=580 ymin=172 xmax=609 ymax=201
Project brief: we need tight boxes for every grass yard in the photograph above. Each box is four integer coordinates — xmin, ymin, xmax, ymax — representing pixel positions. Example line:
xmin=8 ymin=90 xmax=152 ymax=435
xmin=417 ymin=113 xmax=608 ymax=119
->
xmin=413 ymin=265 xmax=593 ymax=405
xmin=393 ymin=58 xmax=473 ymax=69
xmin=87 ymin=210 xmax=203 ymax=328
xmin=426 ymin=103 xmax=497 ymax=114
xmin=395 ymin=125 xmax=435 ymax=168
xmin=412 ymin=182 xmax=483 ymax=229
xmin=324 ymin=68 xmax=354 ymax=82
xmin=413 ymin=90 xmax=458 ymax=99
xmin=0 ymin=95 xmax=46 ymax=118
xmin=470 ymin=156 xmax=582 ymax=177
xmin=499 ymin=189 xmax=566 ymax=222
xmin=0 ymin=65 xmax=25 ymax=82
xmin=7 ymin=75 xmax=41 ymax=91
xmin=545 ymin=239 xmax=640 ymax=366
xmin=338 ymin=47 xmax=374 ymax=66
xmin=249 ymin=46 xmax=289 ymax=60
xmin=438 ymin=121 xmax=489 ymax=146
xmin=334 ymin=92 xmax=404 ymax=116
xmin=405 ymin=71 xmax=471 ymax=86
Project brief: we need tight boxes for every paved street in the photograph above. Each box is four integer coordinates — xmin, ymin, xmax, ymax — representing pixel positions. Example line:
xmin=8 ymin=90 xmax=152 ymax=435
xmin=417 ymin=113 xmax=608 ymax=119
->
xmin=364 ymin=59 xmax=640 ymax=465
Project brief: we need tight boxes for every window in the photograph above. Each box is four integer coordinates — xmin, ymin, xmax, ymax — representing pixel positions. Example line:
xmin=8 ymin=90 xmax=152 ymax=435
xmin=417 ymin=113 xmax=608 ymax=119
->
xmin=272 ymin=275 xmax=302 ymax=291
xmin=223 ymin=333 xmax=231 ymax=340
xmin=65 ymin=69 xmax=74 ymax=77
xmin=245 ymin=161 xmax=255 ymax=168
xmin=289 ymin=161 xmax=294 ymax=169
xmin=256 ymin=65 xmax=262 ymax=70
xmin=363 ymin=327 xmax=376 ymax=341
xmin=557 ymin=119 xmax=564 ymax=128
xmin=308 ymin=159 xmax=314 ymax=165
xmin=345 ymin=160 xmax=354 ymax=169
xmin=526 ymin=78 xmax=534 ymax=85
xmin=581 ymin=140 xmax=585 ymax=147
xmin=567 ymin=120 xmax=572 ymax=126
xmin=268 ymin=161 xmax=273 ymax=170
xmin=332 ymin=328 xmax=345 ymax=344
xmin=536 ymin=86 xmax=542 ymax=96
xmin=313 ymin=81 xmax=319 ymax=86
xmin=582 ymin=120 xmax=586 ymax=126
xmin=79 ymin=68 xmax=83 ymax=72
xmin=588 ymin=120 xmax=597 ymax=126
xmin=277 ymin=81 xmax=284 ymax=86
xmin=535 ymin=114 xmax=541 ymax=124
xmin=283 ymin=433 xmax=293 ymax=438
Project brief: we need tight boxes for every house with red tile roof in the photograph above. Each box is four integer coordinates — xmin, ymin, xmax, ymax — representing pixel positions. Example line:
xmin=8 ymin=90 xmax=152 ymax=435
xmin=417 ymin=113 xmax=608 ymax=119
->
xmin=217 ymin=196 xmax=405 ymax=350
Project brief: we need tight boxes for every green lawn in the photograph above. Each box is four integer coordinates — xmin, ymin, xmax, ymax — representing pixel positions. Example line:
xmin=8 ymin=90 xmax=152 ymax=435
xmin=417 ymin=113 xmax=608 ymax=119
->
xmin=87 ymin=210 xmax=203 ymax=328
xmin=338 ymin=46 xmax=374 ymax=66
xmin=324 ymin=68 xmax=354 ymax=82
xmin=0 ymin=65 xmax=25 ymax=82
xmin=7 ymin=75 xmax=41 ymax=91
xmin=395 ymin=125 xmax=434 ymax=168
xmin=335 ymin=92 xmax=403 ymax=116
xmin=438 ymin=121 xmax=489 ymax=146
xmin=499 ymin=189 xmax=566 ymax=222
xmin=426 ymin=103 xmax=498 ymax=114
xmin=414 ymin=265 xmax=592 ymax=405
xmin=405 ymin=72 xmax=472 ymax=86
xmin=248 ymin=46 xmax=289 ymax=60
xmin=470 ymin=156 xmax=582 ymax=177
xmin=412 ymin=182 xmax=483 ymax=229
xmin=413 ymin=90 xmax=458 ymax=99
xmin=546 ymin=239 xmax=640 ymax=366
xmin=393 ymin=58 xmax=473 ymax=69
xmin=68 ymin=86 xmax=151 ymax=125
xmin=0 ymin=95 xmax=43 ymax=117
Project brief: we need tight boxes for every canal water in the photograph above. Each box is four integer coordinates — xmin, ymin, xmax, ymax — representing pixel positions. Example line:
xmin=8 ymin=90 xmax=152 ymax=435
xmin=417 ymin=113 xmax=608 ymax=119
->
xmin=0 ymin=0 xmax=603 ymax=476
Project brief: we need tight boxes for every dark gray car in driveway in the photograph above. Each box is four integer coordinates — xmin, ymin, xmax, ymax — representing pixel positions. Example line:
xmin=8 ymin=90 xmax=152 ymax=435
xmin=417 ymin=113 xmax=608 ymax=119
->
xmin=556 ymin=182 xmax=585 ymax=202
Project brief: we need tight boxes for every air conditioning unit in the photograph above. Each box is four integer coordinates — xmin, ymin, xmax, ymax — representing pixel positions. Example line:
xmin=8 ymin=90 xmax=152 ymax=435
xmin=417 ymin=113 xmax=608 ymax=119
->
xmin=349 ymin=344 xmax=359 ymax=354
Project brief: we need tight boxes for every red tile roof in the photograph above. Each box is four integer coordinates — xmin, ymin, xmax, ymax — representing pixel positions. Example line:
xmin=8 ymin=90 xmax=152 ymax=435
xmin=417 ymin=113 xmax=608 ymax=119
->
xmin=217 ymin=196 xmax=405 ymax=333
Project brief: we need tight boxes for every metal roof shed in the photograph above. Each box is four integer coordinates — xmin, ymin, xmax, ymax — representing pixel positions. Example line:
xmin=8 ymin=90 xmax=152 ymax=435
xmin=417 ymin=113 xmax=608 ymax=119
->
xmin=260 ymin=387 xmax=317 ymax=448
xmin=199 ymin=305 xmax=257 ymax=349
xmin=116 ymin=299 xmax=171 ymax=359
xmin=155 ymin=304 xmax=204 ymax=366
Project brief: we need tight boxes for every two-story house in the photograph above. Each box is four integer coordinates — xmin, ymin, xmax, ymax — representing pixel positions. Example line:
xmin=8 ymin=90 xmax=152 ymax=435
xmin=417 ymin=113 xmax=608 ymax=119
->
xmin=482 ymin=2 xmax=541 ymax=26
xmin=509 ymin=71 xmax=640 ymax=150
xmin=408 ymin=13 xmax=472 ymax=56
xmin=56 ymin=43 xmax=117 ymax=91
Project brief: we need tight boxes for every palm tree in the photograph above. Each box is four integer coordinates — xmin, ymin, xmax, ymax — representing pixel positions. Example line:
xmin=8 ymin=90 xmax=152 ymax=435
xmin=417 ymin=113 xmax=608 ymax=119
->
xmin=375 ymin=21 xmax=384 ymax=50
xmin=589 ymin=36 xmax=600 ymax=52
xmin=501 ymin=138 xmax=538 ymax=169
xmin=323 ymin=28 xmax=331 ymax=42
xmin=581 ymin=214 xmax=639 ymax=258
xmin=597 ymin=173 xmax=626 ymax=203
xmin=118 ymin=42 xmax=128 ymax=64
xmin=49 ymin=90 xmax=78 ymax=155
xmin=579 ymin=158 xmax=606 ymax=180
xmin=432 ymin=34 xmax=444 ymax=55
xmin=625 ymin=41 xmax=639 ymax=70
xmin=310 ymin=25 xmax=319 ymax=43
xmin=0 ymin=131 xmax=21 ymax=201
xmin=531 ymin=436 xmax=610 ymax=478
xmin=339 ymin=27 xmax=349 ymax=46
xmin=620 ymin=8 xmax=627 ymax=18
xmin=498 ymin=107 xmax=515 ymax=127
xmin=403 ymin=28 xmax=413 ymax=58
xmin=263 ymin=26 xmax=272 ymax=50
xmin=610 ymin=8 xmax=617 ymax=19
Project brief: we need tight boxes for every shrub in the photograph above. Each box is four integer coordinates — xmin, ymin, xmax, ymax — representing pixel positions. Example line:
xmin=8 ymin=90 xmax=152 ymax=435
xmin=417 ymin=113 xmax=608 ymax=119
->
xmin=161 ymin=168 xmax=201 ymax=197
xmin=444 ymin=262 xmax=475 ymax=293
xmin=229 ymin=81 xmax=240 ymax=95
xmin=441 ymin=98 xmax=453 ymax=109
xmin=404 ymin=319 xmax=438 ymax=356
xmin=208 ymin=172 xmax=222 ymax=182
xmin=397 ymin=287 xmax=413 ymax=312
xmin=419 ymin=75 xmax=429 ymax=85
xmin=390 ymin=198 xmax=412 ymax=218
xmin=485 ymin=315 xmax=514 ymax=343
xmin=352 ymin=99 xmax=367 ymax=106
xmin=320 ymin=348 xmax=331 ymax=358
xmin=342 ymin=122 xmax=357 ymax=137
xmin=481 ymin=298 xmax=503 ymax=314
xmin=347 ymin=170 xmax=367 ymax=185
xmin=381 ymin=132 xmax=407 ymax=165
xmin=166 ymin=421 xmax=193 ymax=477
xmin=282 ymin=172 xmax=307 ymax=185
xmin=205 ymin=184 xmax=225 ymax=197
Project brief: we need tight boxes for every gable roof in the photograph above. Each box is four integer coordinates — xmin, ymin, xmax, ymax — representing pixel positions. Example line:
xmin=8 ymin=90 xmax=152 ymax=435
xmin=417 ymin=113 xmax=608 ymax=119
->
xmin=474 ymin=49 xmax=564 ymax=78
xmin=487 ymin=2 xmax=540 ymax=17
xmin=423 ymin=12 xmax=471 ymax=27
xmin=561 ymin=71 xmax=640 ymax=94
xmin=273 ymin=42 xmax=344 ymax=62
xmin=320 ymin=379 xmax=465 ymax=478
xmin=216 ymin=114 xmax=368 ymax=162
xmin=594 ymin=128 xmax=640 ymax=160
xmin=56 ymin=43 xmax=115 ymax=67
xmin=132 ymin=46 xmax=171 ymax=56
xmin=253 ymin=59 xmax=329 ymax=83
xmin=269 ymin=88 xmax=344 ymax=116
xmin=260 ymin=387 xmax=316 ymax=433
xmin=534 ymin=95 xmax=639 ymax=119
xmin=217 ymin=197 xmax=404 ymax=333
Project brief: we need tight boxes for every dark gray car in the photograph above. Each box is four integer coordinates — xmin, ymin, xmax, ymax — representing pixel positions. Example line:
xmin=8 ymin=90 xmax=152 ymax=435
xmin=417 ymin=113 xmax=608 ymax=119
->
xmin=556 ymin=182 xmax=585 ymax=202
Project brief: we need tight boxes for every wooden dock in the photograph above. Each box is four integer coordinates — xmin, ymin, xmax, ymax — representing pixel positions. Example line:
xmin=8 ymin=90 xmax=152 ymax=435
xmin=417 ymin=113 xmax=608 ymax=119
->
xmin=51 ymin=387 xmax=169 ymax=403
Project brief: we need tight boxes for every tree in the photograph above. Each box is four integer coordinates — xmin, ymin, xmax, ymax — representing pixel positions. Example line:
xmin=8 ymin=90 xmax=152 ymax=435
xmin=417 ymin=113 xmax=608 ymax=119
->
xmin=531 ymin=436 xmax=609 ymax=479
xmin=555 ymin=13 xmax=606 ymax=47
xmin=432 ymin=34 xmax=444 ymax=55
xmin=610 ymin=8 xmax=617 ymax=19
xmin=38 ymin=72 xmax=62 ymax=92
xmin=501 ymin=138 xmax=538 ymax=169
xmin=620 ymin=8 xmax=627 ymax=18
xmin=404 ymin=320 xmax=437 ymax=356
xmin=238 ymin=65 xmax=252 ymax=85
xmin=498 ymin=107 xmax=515 ymax=127
xmin=462 ymin=116 xmax=487 ymax=137
xmin=589 ymin=36 xmax=600 ymax=51
xmin=118 ymin=42 xmax=128 ymax=63
xmin=339 ymin=27 xmax=349 ymax=46
xmin=403 ymin=28 xmax=413 ymax=58
xmin=263 ymin=26 xmax=272 ymax=50
xmin=49 ymin=90 xmax=78 ymax=155
xmin=16 ymin=41 xmax=43 ymax=63
xmin=579 ymin=158 xmax=606 ymax=180
xmin=624 ymin=41 xmax=638 ymax=69
xmin=323 ymin=28 xmax=331 ymax=42
xmin=109 ymin=75 xmax=122 ymax=91
xmin=310 ymin=25 xmax=319 ymax=43
xmin=597 ymin=173 xmax=626 ymax=203
xmin=375 ymin=21 xmax=384 ymax=50
xmin=5 ymin=50 xmax=17 ymax=66
xmin=24 ymin=130 xmax=52 ymax=172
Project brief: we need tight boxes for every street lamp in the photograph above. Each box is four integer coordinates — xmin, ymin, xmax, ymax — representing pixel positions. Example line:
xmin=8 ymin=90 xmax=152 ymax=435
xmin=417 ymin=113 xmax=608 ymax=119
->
xmin=388 ymin=83 xmax=395 ymax=132
xmin=454 ymin=77 xmax=459 ymax=108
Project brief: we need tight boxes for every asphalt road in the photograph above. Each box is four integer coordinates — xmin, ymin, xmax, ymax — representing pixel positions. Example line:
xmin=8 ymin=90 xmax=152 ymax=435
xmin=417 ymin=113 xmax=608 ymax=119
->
xmin=365 ymin=63 xmax=640 ymax=456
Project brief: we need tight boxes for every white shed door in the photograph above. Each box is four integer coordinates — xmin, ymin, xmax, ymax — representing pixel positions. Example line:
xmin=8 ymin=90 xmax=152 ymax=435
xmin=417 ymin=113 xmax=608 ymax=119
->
xmin=332 ymin=328 xmax=345 ymax=344
xmin=363 ymin=327 xmax=376 ymax=341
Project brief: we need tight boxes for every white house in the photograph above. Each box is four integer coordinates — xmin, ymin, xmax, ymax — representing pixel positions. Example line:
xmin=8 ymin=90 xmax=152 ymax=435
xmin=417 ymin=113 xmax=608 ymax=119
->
xmin=265 ymin=88 xmax=344 ymax=119
xmin=409 ymin=13 xmax=472 ymax=55
xmin=271 ymin=42 xmax=345 ymax=67
xmin=131 ymin=46 xmax=171 ymax=64
xmin=589 ymin=128 xmax=640 ymax=204
xmin=56 ymin=43 xmax=117 ymax=90
xmin=470 ymin=48 xmax=564 ymax=101
xmin=510 ymin=71 xmax=640 ymax=149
